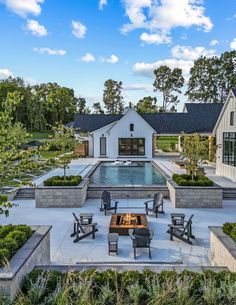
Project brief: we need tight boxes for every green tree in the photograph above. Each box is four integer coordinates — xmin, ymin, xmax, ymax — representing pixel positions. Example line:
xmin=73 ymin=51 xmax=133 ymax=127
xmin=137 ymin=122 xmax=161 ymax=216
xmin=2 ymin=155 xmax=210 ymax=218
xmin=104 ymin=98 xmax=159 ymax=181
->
xmin=103 ymin=79 xmax=124 ymax=114
xmin=47 ymin=124 xmax=79 ymax=180
xmin=77 ymin=98 xmax=91 ymax=114
xmin=135 ymin=96 xmax=158 ymax=113
xmin=153 ymin=66 xmax=184 ymax=112
xmin=186 ymin=51 xmax=236 ymax=103
xmin=93 ymin=102 xmax=104 ymax=114
xmin=181 ymin=133 xmax=209 ymax=180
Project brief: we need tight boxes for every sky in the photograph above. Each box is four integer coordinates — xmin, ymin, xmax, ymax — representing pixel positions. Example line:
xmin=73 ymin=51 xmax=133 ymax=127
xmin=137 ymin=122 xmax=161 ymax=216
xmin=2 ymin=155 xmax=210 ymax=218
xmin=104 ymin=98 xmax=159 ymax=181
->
xmin=0 ymin=0 xmax=236 ymax=111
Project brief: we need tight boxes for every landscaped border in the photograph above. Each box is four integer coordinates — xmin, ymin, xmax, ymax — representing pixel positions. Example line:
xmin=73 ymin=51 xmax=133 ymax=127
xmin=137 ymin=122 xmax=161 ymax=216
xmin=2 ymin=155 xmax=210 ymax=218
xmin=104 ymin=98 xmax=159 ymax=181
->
xmin=0 ymin=225 xmax=51 ymax=300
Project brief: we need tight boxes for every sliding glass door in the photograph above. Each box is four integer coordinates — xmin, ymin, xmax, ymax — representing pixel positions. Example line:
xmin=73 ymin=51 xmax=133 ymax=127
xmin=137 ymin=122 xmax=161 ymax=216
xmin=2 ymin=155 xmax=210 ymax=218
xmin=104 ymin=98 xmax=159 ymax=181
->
xmin=118 ymin=138 xmax=145 ymax=156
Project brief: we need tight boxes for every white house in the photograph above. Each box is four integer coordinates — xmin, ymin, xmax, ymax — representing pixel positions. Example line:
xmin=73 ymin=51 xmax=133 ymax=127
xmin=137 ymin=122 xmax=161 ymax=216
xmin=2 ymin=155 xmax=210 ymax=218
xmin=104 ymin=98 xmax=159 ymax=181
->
xmin=213 ymin=89 xmax=236 ymax=182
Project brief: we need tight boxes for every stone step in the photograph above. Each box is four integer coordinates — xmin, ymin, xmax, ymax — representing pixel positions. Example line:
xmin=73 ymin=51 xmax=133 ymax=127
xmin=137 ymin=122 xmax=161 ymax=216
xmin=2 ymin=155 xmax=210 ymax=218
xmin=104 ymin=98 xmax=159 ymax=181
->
xmin=15 ymin=188 xmax=35 ymax=200
xmin=223 ymin=188 xmax=236 ymax=200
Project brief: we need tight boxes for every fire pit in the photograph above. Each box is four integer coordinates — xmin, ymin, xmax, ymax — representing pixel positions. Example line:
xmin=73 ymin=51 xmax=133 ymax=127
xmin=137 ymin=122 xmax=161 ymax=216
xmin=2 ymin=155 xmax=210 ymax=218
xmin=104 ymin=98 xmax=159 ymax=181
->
xmin=109 ymin=213 xmax=148 ymax=236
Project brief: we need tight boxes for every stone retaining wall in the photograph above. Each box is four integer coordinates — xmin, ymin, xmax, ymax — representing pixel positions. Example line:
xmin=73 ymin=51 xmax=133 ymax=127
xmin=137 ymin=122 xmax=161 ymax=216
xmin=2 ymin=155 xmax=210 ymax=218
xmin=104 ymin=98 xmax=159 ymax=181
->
xmin=167 ymin=180 xmax=222 ymax=208
xmin=209 ymin=226 xmax=236 ymax=272
xmin=35 ymin=178 xmax=89 ymax=208
xmin=0 ymin=225 xmax=51 ymax=300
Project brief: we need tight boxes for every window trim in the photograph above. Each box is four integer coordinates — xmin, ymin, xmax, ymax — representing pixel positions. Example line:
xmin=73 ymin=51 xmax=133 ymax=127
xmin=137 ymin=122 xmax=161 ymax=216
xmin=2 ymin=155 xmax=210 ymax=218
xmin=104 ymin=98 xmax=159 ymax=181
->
xmin=223 ymin=132 xmax=236 ymax=167
xmin=100 ymin=137 xmax=106 ymax=156
xmin=118 ymin=138 xmax=145 ymax=156
xmin=230 ymin=111 xmax=234 ymax=126
xmin=130 ymin=123 xmax=134 ymax=132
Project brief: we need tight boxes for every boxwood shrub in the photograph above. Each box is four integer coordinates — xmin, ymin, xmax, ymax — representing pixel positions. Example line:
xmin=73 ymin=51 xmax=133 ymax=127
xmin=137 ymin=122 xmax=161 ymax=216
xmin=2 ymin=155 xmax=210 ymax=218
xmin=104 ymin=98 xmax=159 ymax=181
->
xmin=222 ymin=223 xmax=236 ymax=243
xmin=0 ymin=224 xmax=32 ymax=267
xmin=19 ymin=269 xmax=236 ymax=305
xmin=44 ymin=175 xmax=82 ymax=186
xmin=172 ymin=174 xmax=213 ymax=186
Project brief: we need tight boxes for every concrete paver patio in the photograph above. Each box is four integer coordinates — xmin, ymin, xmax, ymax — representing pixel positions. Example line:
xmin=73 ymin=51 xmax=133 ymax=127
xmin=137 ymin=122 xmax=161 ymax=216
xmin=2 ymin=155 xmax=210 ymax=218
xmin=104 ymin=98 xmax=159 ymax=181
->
xmin=2 ymin=198 xmax=236 ymax=266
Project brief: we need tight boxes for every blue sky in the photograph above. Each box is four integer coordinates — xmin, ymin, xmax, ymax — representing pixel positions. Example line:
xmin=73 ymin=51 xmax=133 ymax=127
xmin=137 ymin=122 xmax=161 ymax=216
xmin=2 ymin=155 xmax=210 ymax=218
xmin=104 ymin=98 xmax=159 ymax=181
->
xmin=0 ymin=0 xmax=236 ymax=110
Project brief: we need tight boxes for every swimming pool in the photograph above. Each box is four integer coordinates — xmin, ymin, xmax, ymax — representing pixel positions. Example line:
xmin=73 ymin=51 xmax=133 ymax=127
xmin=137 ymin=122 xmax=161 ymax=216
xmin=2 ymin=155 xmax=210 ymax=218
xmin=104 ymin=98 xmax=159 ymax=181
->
xmin=89 ymin=161 xmax=166 ymax=186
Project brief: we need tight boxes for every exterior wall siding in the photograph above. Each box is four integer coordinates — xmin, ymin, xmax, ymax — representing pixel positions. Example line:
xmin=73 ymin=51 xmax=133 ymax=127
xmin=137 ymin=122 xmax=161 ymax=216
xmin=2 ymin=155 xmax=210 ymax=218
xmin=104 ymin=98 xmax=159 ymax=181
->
xmin=216 ymin=93 xmax=236 ymax=182
xmin=93 ymin=109 xmax=155 ymax=158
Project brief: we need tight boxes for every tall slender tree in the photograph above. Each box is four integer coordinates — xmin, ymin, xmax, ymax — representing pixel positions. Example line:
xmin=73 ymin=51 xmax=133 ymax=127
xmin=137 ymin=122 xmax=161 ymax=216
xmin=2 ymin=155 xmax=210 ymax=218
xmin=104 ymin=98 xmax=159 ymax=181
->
xmin=135 ymin=96 xmax=158 ymax=113
xmin=103 ymin=79 xmax=124 ymax=114
xmin=77 ymin=98 xmax=91 ymax=114
xmin=93 ymin=102 xmax=104 ymax=114
xmin=153 ymin=66 xmax=184 ymax=112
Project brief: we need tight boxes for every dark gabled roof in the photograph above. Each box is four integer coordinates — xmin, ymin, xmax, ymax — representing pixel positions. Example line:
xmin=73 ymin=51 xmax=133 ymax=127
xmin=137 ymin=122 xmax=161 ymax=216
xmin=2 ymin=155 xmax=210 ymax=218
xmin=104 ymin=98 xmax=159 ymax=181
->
xmin=68 ymin=114 xmax=122 ymax=132
xmin=68 ymin=103 xmax=224 ymax=134
xmin=232 ymin=88 xmax=236 ymax=97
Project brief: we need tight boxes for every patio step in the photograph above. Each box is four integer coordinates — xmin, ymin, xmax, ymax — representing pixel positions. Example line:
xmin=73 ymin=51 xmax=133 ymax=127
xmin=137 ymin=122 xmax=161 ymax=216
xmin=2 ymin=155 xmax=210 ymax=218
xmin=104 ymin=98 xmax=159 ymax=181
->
xmin=35 ymin=264 xmax=228 ymax=273
xmin=223 ymin=188 xmax=236 ymax=200
xmin=14 ymin=188 xmax=35 ymax=200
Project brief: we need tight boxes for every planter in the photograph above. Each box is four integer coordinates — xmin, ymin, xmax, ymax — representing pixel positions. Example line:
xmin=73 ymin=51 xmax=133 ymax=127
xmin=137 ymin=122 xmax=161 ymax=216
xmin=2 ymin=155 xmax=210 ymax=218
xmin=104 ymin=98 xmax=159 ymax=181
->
xmin=0 ymin=225 xmax=51 ymax=300
xmin=35 ymin=178 xmax=89 ymax=208
xmin=209 ymin=226 xmax=236 ymax=272
xmin=167 ymin=180 xmax=222 ymax=208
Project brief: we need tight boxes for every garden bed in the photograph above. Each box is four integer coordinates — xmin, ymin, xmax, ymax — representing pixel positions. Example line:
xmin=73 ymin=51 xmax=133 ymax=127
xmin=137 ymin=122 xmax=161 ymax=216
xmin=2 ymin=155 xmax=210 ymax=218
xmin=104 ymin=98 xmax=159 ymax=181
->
xmin=44 ymin=175 xmax=82 ymax=186
xmin=173 ymin=174 xmax=213 ymax=186
xmin=17 ymin=269 xmax=236 ymax=305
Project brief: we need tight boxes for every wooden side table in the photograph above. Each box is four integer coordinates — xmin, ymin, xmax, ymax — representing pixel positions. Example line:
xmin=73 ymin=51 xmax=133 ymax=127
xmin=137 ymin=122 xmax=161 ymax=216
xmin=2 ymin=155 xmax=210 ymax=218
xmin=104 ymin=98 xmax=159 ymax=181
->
xmin=107 ymin=233 xmax=119 ymax=255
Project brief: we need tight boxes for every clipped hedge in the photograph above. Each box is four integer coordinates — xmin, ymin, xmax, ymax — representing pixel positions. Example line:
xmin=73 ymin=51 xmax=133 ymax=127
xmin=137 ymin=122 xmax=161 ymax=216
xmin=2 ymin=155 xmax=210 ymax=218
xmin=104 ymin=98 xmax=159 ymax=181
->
xmin=222 ymin=223 xmax=236 ymax=243
xmin=0 ymin=225 xmax=32 ymax=267
xmin=17 ymin=269 xmax=236 ymax=305
xmin=44 ymin=175 xmax=82 ymax=186
xmin=172 ymin=174 xmax=213 ymax=186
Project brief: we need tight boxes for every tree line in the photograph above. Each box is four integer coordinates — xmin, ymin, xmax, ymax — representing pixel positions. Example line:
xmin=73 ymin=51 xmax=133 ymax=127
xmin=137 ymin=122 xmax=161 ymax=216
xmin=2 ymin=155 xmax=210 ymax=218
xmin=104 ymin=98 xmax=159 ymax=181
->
xmin=0 ymin=50 xmax=235 ymax=131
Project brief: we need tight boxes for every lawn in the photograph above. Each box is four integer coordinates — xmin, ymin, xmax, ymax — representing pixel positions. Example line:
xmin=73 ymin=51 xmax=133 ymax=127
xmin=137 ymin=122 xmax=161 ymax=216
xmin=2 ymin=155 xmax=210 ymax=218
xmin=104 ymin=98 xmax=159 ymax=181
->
xmin=30 ymin=131 xmax=52 ymax=140
xmin=156 ymin=136 xmax=179 ymax=152
xmin=39 ymin=150 xmax=61 ymax=159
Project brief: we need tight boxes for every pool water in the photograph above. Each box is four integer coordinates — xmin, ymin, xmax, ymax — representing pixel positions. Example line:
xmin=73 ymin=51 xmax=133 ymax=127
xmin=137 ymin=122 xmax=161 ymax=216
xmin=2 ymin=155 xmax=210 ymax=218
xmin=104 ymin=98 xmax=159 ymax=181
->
xmin=89 ymin=162 xmax=166 ymax=186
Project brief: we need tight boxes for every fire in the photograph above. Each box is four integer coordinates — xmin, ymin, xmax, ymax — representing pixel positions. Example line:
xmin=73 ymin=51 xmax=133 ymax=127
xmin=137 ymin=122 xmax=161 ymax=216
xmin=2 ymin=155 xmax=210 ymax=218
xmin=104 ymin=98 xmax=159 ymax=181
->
xmin=119 ymin=214 xmax=138 ymax=226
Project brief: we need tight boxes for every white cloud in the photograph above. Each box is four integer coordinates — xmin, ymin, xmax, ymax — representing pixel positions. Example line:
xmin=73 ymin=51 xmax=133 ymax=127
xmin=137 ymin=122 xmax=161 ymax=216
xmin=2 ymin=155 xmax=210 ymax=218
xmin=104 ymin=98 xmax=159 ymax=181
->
xmin=81 ymin=53 xmax=95 ymax=62
xmin=171 ymin=45 xmax=217 ymax=60
xmin=33 ymin=47 xmax=66 ymax=55
xmin=133 ymin=58 xmax=194 ymax=78
xmin=140 ymin=32 xmax=171 ymax=44
xmin=26 ymin=19 xmax=48 ymax=36
xmin=2 ymin=0 xmax=44 ymax=18
xmin=123 ymin=83 xmax=153 ymax=92
xmin=71 ymin=20 xmax=87 ymax=39
xmin=230 ymin=38 xmax=236 ymax=50
xmin=101 ymin=54 xmax=119 ymax=63
xmin=99 ymin=0 xmax=107 ymax=10
xmin=0 ymin=68 xmax=14 ymax=79
xmin=121 ymin=0 xmax=213 ymax=43
xmin=210 ymin=39 xmax=219 ymax=46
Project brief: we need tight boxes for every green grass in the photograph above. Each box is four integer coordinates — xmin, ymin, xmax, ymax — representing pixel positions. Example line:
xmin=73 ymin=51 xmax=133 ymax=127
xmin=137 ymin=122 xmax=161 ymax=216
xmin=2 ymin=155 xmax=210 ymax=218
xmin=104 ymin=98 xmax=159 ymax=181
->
xmin=39 ymin=151 xmax=60 ymax=159
xmin=30 ymin=131 xmax=52 ymax=140
xmin=156 ymin=136 xmax=179 ymax=151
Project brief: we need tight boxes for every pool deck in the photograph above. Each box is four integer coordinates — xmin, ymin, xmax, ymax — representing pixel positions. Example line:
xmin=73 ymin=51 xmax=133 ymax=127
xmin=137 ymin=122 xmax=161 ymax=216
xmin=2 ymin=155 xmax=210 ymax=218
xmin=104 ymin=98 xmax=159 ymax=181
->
xmin=4 ymin=197 xmax=236 ymax=266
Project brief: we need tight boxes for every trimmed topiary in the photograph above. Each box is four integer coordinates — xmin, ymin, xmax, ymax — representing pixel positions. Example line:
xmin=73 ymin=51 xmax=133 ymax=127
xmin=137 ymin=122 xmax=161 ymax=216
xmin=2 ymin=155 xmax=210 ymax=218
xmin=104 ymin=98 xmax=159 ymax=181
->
xmin=222 ymin=223 xmax=236 ymax=243
xmin=172 ymin=174 xmax=213 ymax=187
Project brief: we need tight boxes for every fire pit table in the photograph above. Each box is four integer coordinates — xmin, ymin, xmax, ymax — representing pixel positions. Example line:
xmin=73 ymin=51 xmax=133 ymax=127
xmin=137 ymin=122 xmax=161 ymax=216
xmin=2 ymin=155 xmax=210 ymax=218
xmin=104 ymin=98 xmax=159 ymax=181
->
xmin=109 ymin=213 xmax=148 ymax=236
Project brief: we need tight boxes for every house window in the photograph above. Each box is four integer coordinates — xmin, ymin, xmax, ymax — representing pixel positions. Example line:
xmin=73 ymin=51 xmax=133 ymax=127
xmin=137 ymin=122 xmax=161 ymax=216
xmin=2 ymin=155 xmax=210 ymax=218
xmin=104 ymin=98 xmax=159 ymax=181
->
xmin=230 ymin=111 xmax=234 ymax=126
xmin=223 ymin=133 xmax=236 ymax=167
xmin=130 ymin=124 xmax=134 ymax=131
xmin=100 ymin=137 xmax=106 ymax=156
xmin=118 ymin=138 xmax=145 ymax=156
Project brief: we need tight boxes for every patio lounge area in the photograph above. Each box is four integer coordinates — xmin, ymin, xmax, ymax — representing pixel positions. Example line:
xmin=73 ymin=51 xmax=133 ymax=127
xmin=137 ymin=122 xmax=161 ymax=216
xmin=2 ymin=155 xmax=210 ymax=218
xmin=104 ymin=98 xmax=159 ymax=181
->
xmin=2 ymin=197 xmax=236 ymax=266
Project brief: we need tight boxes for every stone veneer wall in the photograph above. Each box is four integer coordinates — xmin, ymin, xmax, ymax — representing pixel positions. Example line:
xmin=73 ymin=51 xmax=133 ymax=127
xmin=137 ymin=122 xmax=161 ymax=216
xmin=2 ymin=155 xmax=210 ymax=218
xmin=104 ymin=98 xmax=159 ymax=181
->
xmin=167 ymin=180 xmax=223 ymax=208
xmin=35 ymin=178 xmax=89 ymax=208
xmin=0 ymin=225 xmax=51 ymax=300
xmin=209 ymin=226 xmax=236 ymax=272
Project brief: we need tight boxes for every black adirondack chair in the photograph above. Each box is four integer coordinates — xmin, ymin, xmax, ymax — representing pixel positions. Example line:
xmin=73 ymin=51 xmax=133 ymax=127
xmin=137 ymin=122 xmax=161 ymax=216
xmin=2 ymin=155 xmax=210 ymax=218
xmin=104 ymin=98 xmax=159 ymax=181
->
xmin=144 ymin=192 xmax=164 ymax=218
xmin=167 ymin=214 xmax=195 ymax=245
xmin=100 ymin=190 xmax=118 ymax=215
xmin=71 ymin=213 xmax=98 ymax=243
xmin=129 ymin=228 xmax=154 ymax=259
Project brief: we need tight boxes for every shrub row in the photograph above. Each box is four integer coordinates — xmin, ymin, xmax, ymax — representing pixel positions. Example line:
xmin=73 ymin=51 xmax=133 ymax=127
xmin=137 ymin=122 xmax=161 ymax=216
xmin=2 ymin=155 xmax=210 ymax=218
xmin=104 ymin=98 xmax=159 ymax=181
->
xmin=222 ymin=222 xmax=236 ymax=243
xmin=172 ymin=174 xmax=214 ymax=186
xmin=44 ymin=175 xmax=82 ymax=186
xmin=16 ymin=269 xmax=236 ymax=305
xmin=0 ymin=225 xmax=32 ymax=267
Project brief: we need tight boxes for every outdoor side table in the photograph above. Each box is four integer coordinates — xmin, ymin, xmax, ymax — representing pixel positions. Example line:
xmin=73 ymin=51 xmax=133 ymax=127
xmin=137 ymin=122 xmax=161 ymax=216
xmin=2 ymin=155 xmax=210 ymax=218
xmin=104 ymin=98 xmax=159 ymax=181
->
xmin=79 ymin=213 xmax=94 ymax=225
xmin=108 ymin=233 xmax=119 ymax=255
xmin=171 ymin=213 xmax=185 ymax=226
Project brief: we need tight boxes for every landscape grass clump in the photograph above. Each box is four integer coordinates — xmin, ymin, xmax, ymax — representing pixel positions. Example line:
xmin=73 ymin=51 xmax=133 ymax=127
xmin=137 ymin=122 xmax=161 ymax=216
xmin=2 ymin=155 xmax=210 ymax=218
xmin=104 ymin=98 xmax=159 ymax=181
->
xmin=0 ymin=225 xmax=32 ymax=266
xmin=172 ymin=174 xmax=213 ymax=186
xmin=222 ymin=223 xmax=236 ymax=243
xmin=44 ymin=175 xmax=82 ymax=186
xmin=5 ymin=269 xmax=235 ymax=305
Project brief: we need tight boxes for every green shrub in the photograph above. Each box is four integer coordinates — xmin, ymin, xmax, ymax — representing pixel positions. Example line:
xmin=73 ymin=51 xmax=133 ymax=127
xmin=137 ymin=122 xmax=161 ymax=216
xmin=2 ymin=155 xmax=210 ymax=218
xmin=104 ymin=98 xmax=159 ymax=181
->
xmin=172 ymin=174 xmax=213 ymax=187
xmin=223 ymin=223 xmax=236 ymax=243
xmin=0 ymin=225 xmax=32 ymax=267
xmin=44 ymin=175 xmax=82 ymax=186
